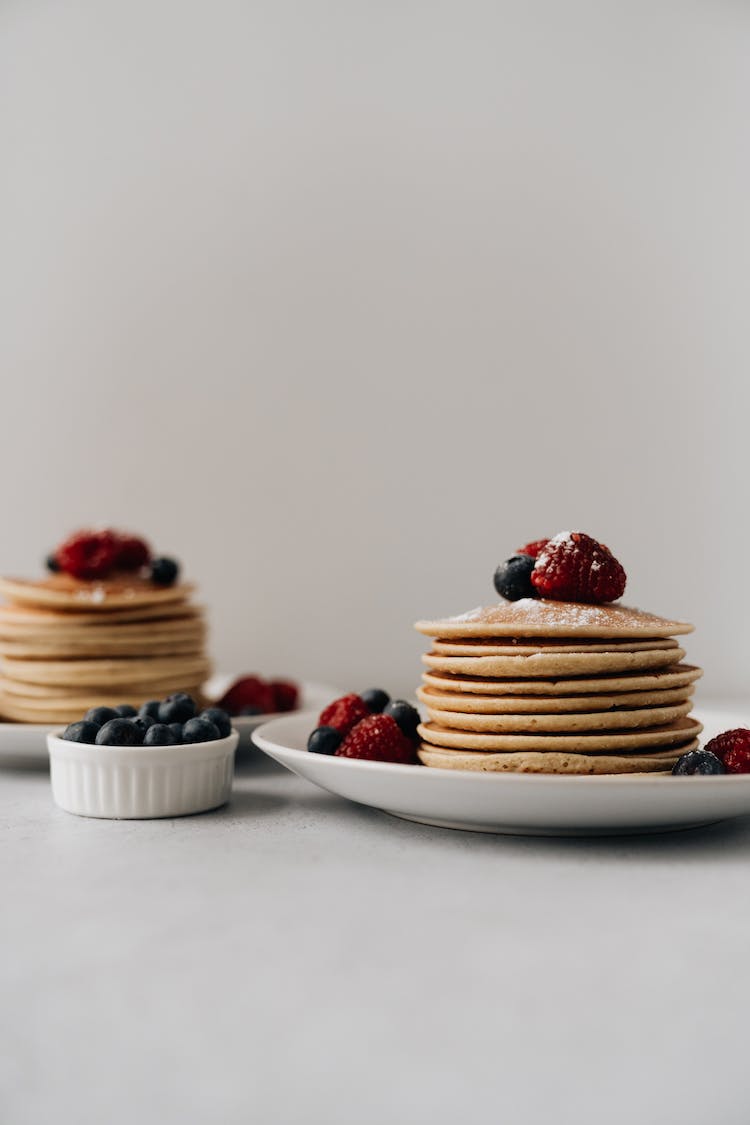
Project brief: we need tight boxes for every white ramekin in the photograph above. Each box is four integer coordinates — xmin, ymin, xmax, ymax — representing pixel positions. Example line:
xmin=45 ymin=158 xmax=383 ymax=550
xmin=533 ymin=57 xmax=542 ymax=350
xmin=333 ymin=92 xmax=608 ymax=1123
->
xmin=47 ymin=729 xmax=239 ymax=819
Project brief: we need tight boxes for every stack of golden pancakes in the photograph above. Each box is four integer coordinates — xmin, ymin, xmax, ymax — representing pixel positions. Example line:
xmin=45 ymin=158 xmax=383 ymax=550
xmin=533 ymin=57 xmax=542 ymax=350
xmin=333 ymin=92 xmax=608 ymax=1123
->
xmin=415 ymin=599 xmax=702 ymax=774
xmin=0 ymin=573 xmax=210 ymax=723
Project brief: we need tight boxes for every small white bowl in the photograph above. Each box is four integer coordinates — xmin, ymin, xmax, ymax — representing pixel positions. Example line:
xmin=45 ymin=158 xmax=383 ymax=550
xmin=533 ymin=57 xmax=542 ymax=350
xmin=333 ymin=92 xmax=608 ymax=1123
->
xmin=47 ymin=729 xmax=239 ymax=819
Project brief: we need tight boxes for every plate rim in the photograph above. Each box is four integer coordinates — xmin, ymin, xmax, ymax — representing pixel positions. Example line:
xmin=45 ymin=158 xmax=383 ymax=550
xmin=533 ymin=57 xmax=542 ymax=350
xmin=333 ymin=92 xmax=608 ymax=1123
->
xmin=253 ymin=711 xmax=750 ymax=789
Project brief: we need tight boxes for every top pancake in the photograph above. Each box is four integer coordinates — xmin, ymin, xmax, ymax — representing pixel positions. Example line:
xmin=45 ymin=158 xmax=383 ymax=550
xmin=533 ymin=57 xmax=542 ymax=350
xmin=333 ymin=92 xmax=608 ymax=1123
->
xmin=415 ymin=599 xmax=693 ymax=639
xmin=0 ymin=575 xmax=193 ymax=612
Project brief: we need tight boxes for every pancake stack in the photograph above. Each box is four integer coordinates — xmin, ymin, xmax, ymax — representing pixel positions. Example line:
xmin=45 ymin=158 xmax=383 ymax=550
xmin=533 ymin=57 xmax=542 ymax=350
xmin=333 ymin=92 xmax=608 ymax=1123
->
xmin=0 ymin=574 xmax=210 ymax=723
xmin=414 ymin=599 xmax=702 ymax=774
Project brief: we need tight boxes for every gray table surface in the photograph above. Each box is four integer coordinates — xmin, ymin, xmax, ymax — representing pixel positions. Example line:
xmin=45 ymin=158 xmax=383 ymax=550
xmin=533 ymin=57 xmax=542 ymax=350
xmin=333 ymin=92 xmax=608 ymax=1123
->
xmin=3 ymin=741 xmax=750 ymax=1125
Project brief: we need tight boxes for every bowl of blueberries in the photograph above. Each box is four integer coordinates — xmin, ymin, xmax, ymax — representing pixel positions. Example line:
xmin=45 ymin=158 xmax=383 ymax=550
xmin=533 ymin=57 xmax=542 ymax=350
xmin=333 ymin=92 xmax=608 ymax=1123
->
xmin=47 ymin=693 xmax=238 ymax=819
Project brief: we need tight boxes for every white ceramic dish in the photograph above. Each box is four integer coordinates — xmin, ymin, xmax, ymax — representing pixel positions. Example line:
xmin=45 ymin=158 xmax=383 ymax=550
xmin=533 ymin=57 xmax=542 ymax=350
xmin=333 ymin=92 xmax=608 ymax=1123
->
xmin=47 ymin=729 xmax=239 ymax=819
xmin=253 ymin=708 xmax=750 ymax=836
xmin=0 ymin=679 xmax=340 ymax=764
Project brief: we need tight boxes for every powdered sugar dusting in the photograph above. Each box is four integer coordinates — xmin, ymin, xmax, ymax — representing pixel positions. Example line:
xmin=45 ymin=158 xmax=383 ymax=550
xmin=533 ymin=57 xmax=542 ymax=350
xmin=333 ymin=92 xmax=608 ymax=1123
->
xmin=449 ymin=600 xmax=613 ymax=627
xmin=415 ymin=599 xmax=694 ymax=638
xmin=450 ymin=606 xmax=490 ymax=623
xmin=75 ymin=585 xmax=106 ymax=604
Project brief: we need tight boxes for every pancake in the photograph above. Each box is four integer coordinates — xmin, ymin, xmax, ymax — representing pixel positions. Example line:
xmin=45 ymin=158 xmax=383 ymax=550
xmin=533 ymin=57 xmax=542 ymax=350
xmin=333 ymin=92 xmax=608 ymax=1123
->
xmin=0 ymin=575 xmax=193 ymax=612
xmin=0 ymin=653 xmax=210 ymax=689
xmin=416 ymin=679 xmax=692 ymax=715
xmin=430 ymin=637 xmax=680 ymax=656
xmin=415 ymin=600 xmax=693 ymax=639
xmin=0 ymin=601 xmax=201 ymax=627
xmin=417 ymin=684 xmax=694 ymax=714
xmin=421 ymin=664 xmax=703 ymax=696
xmin=422 ymin=647 xmax=686 ymax=678
xmin=422 ymin=700 xmax=693 ymax=732
xmin=0 ymin=685 xmax=207 ymax=724
xmin=416 ymin=741 xmax=698 ymax=774
xmin=0 ymin=676 xmax=207 ymax=702
xmin=0 ymin=615 xmax=206 ymax=658
xmin=417 ymin=716 xmax=703 ymax=752
xmin=0 ymin=636 xmax=206 ymax=659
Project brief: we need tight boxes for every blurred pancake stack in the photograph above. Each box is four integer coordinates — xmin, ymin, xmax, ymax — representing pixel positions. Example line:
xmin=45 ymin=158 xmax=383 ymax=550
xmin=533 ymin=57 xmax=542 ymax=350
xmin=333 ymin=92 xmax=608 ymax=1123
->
xmin=0 ymin=529 xmax=210 ymax=724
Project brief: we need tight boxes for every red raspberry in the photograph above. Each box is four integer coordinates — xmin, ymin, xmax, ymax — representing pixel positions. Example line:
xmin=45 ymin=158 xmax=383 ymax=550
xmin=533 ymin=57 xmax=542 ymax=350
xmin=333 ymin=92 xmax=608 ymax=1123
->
xmin=271 ymin=679 xmax=300 ymax=713
xmin=517 ymin=538 xmax=549 ymax=559
xmin=319 ymin=693 xmax=369 ymax=736
xmin=531 ymin=531 xmax=626 ymax=604
xmin=114 ymin=533 xmax=151 ymax=571
xmin=217 ymin=675 xmax=275 ymax=716
xmin=704 ymin=729 xmax=750 ymax=774
xmin=336 ymin=714 xmax=417 ymax=764
xmin=56 ymin=529 xmax=119 ymax=580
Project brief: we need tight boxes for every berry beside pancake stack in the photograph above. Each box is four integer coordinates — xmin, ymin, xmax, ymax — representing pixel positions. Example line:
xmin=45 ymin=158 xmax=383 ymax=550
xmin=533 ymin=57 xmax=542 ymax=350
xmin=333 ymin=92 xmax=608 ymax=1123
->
xmin=415 ymin=532 xmax=703 ymax=775
xmin=0 ymin=529 xmax=210 ymax=724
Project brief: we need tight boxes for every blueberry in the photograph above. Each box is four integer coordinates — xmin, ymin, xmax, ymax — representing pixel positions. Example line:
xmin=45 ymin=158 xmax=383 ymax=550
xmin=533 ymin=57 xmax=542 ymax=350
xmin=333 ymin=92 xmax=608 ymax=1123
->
xmin=307 ymin=726 xmax=342 ymax=755
xmin=672 ymin=749 xmax=726 ymax=776
xmin=384 ymin=700 xmax=421 ymax=741
xmin=239 ymin=705 xmax=262 ymax=716
xmin=181 ymin=717 xmax=221 ymax=743
xmin=61 ymin=720 xmax=100 ymax=744
xmin=150 ymin=557 xmax=180 ymax=586
xmin=114 ymin=704 xmax=138 ymax=718
xmin=95 ymin=718 xmax=144 ymax=747
xmin=46 ymin=553 xmax=60 ymax=573
xmin=199 ymin=707 xmax=232 ymax=738
xmin=139 ymin=700 xmax=161 ymax=720
xmin=168 ymin=722 xmax=184 ymax=741
xmin=158 ymin=693 xmax=196 ymax=724
xmin=493 ymin=554 xmax=537 ymax=601
xmin=360 ymin=688 xmax=390 ymax=714
xmin=132 ymin=715 xmax=156 ymax=736
xmin=143 ymin=723 xmax=179 ymax=747
xmin=84 ymin=706 xmax=119 ymax=728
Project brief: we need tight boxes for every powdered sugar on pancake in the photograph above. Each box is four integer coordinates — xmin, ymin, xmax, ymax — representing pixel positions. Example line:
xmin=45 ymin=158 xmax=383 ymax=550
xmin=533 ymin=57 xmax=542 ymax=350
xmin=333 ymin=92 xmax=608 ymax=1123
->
xmin=453 ymin=599 xmax=605 ymax=627
xmin=415 ymin=599 xmax=694 ymax=638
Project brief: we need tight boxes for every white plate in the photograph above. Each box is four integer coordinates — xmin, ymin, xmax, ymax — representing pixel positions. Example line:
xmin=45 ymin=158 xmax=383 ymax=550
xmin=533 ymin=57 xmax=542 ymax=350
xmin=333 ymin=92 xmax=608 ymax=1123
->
xmin=0 ymin=680 xmax=340 ymax=765
xmin=253 ymin=707 xmax=750 ymax=836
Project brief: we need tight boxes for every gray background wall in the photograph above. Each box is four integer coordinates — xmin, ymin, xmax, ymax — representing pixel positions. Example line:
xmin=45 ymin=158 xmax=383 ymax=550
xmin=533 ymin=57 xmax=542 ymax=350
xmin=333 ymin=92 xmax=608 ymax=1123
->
xmin=1 ymin=0 xmax=748 ymax=699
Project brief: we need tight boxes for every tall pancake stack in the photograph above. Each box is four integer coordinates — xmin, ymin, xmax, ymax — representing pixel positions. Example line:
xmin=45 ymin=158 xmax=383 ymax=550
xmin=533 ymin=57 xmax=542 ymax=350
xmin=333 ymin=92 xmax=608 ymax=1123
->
xmin=0 ymin=574 xmax=210 ymax=724
xmin=415 ymin=599 xmax=702 ymax=774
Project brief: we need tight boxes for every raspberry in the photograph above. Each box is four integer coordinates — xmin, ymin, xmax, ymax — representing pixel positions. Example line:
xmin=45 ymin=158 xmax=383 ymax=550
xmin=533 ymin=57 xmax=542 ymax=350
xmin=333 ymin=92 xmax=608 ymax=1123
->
xmin=115 ymin=534 xmax=151 ymax=571
xmin=56 ymin=529 xmax=119 ymax=580
xmin=217 ymin=676 xmax=275 ymax=716
xmin=531 ymin=531 xmax=626 ymax=604
xmin=517 ymin=538 xmax=549 ymax=559
xmin=336 ymin=714 xmax=417 ymax=764
xmin=271 ymin=679 xmax=300 ymax=713
xmin=723 ymin=747 xmax=750 ymax=774
xmin=319 ymin=693 xmax=369 ymax=736
xmin=704 ymin=729 xmax=750 ymax=774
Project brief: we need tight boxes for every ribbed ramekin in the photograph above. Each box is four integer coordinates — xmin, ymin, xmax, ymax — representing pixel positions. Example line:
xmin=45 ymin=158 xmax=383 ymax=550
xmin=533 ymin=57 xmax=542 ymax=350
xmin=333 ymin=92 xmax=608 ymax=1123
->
xmin=47 ymin=730 xmax=239 ymax=819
